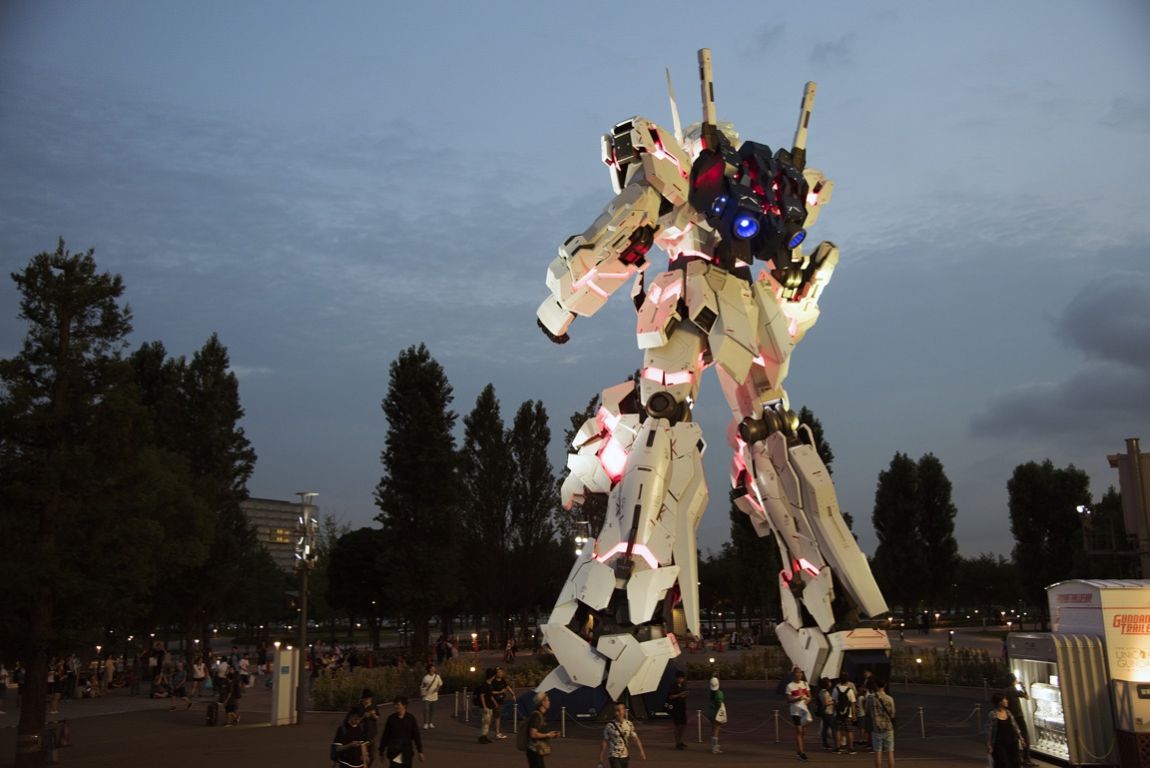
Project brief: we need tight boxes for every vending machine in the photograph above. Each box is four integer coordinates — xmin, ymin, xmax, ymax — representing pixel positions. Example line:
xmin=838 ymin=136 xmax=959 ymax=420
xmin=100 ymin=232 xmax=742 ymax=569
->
xmin=1008 ymin=632 xmax=1114 ymax=765
xmin=1009 ymin=579 xmax=1150 ymax=767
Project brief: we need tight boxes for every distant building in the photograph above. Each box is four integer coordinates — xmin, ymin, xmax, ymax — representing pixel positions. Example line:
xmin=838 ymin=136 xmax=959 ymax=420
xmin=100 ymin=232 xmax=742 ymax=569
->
xmin=241 ymin=497 xmax=317 ymax=574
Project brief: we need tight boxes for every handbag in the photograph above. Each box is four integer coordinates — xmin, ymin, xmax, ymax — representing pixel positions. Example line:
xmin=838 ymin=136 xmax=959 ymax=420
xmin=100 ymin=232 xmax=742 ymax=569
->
xmin=715 ymin=702 xmax=728 ymax=724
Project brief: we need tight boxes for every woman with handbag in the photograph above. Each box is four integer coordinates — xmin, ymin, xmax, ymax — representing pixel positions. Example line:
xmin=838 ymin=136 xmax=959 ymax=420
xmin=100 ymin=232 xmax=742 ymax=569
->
xmin=706 ymin=676 xmax=727 ymax=754
xmin=987 ymin=693 xmax=1024 ymax=768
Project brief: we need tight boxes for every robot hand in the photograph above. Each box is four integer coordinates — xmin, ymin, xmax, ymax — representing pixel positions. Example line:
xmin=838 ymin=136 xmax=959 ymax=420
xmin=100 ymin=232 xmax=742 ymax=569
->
xmin=537 ymin=318 xmax=570 ymax=345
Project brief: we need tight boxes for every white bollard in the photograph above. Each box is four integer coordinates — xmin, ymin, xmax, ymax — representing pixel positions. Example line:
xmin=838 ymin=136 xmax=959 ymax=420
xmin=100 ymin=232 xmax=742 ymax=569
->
xmin=464 ymin=688 xmax=470 ymax=723
xmin=918 ymin=706 xmax=925 ymax=739
xmin=697 ymin=709 xmax=703 ymax=743
xmin=454 ymin=690 xmax=459 ymax=719
xmin=561 ymin=706 xmax=567 ymax=738
xmin=773 ymin=708 xmax=780 ymax=743
xmin=513 ymin=702 xmax=518 ymax=734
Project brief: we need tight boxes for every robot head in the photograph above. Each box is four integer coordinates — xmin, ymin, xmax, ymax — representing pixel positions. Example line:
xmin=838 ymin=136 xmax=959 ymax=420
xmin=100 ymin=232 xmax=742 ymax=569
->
xmin=688 ymin=138 xmax=810 ymax=268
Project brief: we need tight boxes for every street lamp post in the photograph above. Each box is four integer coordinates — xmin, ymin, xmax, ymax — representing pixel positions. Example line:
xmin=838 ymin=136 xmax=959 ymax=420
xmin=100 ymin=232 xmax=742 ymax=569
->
xmin=295 ymin=491 xmax=319 ymax=724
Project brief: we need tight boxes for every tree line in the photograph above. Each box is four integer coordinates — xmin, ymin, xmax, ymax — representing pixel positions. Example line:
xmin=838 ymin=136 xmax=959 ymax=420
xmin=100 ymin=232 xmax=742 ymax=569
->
xmin=0 ymin=241 xmax=280 ymax=766
xmin=321 ymin=345 xmax=572 ymax=653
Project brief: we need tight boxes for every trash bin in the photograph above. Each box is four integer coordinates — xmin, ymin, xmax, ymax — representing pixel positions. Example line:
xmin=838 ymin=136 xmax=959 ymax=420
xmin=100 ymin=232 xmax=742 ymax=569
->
xmin=42 ymin=723 xmax=59 ymax=765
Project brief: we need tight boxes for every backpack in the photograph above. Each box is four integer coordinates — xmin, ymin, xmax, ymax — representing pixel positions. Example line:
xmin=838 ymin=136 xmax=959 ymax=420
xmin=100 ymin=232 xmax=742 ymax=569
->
xmin=835 ymin=686 xmax=854 ymax=717
xmin=518 ymin=711 xmax=541 ymax=752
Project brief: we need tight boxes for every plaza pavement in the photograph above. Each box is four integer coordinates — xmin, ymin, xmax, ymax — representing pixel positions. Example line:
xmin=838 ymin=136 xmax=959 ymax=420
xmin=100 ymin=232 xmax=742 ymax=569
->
xmin=0 ymin=673 xmax=1055 ymax=768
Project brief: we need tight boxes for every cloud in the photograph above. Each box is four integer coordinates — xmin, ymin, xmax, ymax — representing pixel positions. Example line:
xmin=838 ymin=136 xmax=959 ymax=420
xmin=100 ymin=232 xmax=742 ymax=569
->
xmin=1056 ymin=272 xmax=1150 ymax=369
xmin=971 ymin=271 xmax=1150 ymax=437
xmin=809 ymin=34 xmax=857 ymax=69
xmin=744 ymin=23 xmax=786 ymax=59
xmin=1103 ymin=95 xmax=1150 ymax=133
xmin=231 ymin=365 xmax=274 ymax=379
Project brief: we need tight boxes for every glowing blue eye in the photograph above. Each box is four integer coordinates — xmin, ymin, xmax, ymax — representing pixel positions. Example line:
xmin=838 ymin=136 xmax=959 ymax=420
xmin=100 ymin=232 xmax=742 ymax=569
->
xmin=710 ymin=195 xmax=729 ymax=216
xmin=734 ymin=215 xmax=759 ymax=239
xmin=788 ymin=230 xmax=807 ymax=248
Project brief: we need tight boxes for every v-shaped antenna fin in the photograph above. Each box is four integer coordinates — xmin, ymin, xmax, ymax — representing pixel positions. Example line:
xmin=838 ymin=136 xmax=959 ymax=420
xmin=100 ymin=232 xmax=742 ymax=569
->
xmin=665 ymin=67 xmax=684 ymax=145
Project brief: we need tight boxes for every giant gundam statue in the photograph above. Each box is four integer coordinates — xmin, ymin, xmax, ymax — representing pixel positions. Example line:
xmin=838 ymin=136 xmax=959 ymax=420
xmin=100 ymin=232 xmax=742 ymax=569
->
xmin=534 ymin=50 xmax=890 ymax=702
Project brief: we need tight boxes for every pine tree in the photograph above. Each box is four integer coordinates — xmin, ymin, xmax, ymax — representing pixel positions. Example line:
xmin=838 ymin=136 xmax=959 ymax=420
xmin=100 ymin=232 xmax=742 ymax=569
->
xmin=0 ymin=240 xmax=156 ymax=767
xmin=374 ymin=344 xmax=461 ymax=653
xmin=915 ymin=453 xmax=959 ymax=608
xmin=508 ymin=400 xmax=561 ymax=635
xmin=871 ymin=452 xmax=922 ymax=614
xmin=459 ymin=383 xmax=514 ymax=642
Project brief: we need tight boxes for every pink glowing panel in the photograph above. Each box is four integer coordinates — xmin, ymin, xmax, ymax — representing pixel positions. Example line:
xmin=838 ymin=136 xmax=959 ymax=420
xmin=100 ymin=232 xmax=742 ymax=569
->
xmin=598 ymin=435 xmax=628 ymax=481
xmin=664 ymin=370 xmax=692 ymax=386
xmin=643 ymin=367 xmax=664 ymax=383
xmin=596 ymin=406 xmax=621 ymax=435
xmin=798 ymin=558 xmax=821 ymax=577
xmin=596 ymin=541 xmax=661 ymax=569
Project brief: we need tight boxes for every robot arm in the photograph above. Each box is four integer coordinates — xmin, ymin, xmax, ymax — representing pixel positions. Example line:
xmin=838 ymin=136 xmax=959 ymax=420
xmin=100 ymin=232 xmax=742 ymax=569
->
xmin=537 ymin=117 xmax=690 ymax=341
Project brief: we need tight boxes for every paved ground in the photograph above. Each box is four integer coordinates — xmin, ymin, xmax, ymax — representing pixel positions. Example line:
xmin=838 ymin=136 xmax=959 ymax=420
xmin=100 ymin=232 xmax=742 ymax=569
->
xmin=0 ymin=675 xmax=1056 ymax=768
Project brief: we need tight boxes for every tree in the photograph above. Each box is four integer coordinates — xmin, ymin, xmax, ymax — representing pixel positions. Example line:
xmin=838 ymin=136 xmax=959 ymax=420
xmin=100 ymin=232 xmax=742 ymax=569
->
xmin=915 ymin=453 xmax=960 ymax=608
xmin=374 ymin=344 xmax=461 ymax=653
xmin=1008 ymin=460 xmax=1091 ymax=624
xmin=311 ymin=514 xmax=352 ymax=642
xmin=1082 ymin=487 xmax=1140 ymax=578
xmin=728 ymin=501 xmax=781 ymax=633
xmin=508 ymin=400 xmax=562 ymax=635
xmin=326 ymin=527 xmax=390 ymax=648
xmin=0 ymin=240 xmax=157 ymax=767
xmin=459 ymin=384 xmax=514 ymax=640
xmin=871 ymin=452 xmax=922 ymax=614
xmin=133 ymin=334 xmax=258 ymax=654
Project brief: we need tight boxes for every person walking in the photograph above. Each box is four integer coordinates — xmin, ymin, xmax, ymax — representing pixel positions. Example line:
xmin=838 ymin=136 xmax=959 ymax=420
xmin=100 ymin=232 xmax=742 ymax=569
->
xmin=817 ymin=677 xmax=836 ymax=750
xmin=785 ymin=666 xmax=813 ymax=761
xmin=666 ymin=669 xmax=689 ymax=750
xmin=360 ymin=689 xmax=381 ymax=766
xmin=331 ymin=705 xmax=370 ymax=768
xmin=476 ymin=667 xmax=496 ymax=744
xmin=379 ymin=696 xmax=424 ymax=766
xmin=491 ymin=666 xmax=515 ymax=740
xmin=598 ymin=700 xmax=646 ymax=767
xmin=833 ymin=673 xmax=857 ymax=754
xmin=419 ymin=663 xmax=443 ymax=729
xmin=988 ymin=693 xmax=1025 ymax=768
xmin=525 ymin=692 xmax=560 ymax=768
xmin=867 ymin=679 xmax=896 ymax=768
xmin=190 ymin=656 xmax=206 ymax=698
xmin=705 ymin=676 xmax=726 ymax=754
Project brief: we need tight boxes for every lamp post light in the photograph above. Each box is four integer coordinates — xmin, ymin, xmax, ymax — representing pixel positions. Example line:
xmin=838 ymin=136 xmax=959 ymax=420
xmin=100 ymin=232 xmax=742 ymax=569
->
xmin=295 ymin=491 xmax=319 ymax=724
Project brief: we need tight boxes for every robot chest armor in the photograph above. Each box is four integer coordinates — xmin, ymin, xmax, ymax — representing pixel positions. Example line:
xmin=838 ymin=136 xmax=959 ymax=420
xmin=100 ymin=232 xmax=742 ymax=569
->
xmin=638 ymin=261 xmax=794 ymax=389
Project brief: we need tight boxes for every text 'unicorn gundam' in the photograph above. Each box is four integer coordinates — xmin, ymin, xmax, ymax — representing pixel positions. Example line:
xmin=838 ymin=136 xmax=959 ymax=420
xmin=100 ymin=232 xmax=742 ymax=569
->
xmin=535 ymin=50 xmax=890 ymax=701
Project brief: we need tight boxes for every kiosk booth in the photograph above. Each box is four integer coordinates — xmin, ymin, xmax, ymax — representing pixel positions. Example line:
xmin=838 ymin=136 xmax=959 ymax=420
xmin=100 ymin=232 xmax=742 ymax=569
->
xmin=1008 ymin=580 xmax=1150 ymax=767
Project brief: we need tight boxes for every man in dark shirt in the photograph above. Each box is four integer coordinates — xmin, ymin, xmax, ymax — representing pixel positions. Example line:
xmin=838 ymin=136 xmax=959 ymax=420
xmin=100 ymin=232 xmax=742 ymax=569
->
xmin=1005 ymin=674 xmax=1035 ymax=766
xmin=490 ymin=667 xmax=514 ymax=740
xmin=476 ymin=668 xmax=496 ymax=744
xmin=667 ymin=669 xmax=689 ymax=749
xmin=380 ymin=696 xmax=424 ymax=766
